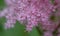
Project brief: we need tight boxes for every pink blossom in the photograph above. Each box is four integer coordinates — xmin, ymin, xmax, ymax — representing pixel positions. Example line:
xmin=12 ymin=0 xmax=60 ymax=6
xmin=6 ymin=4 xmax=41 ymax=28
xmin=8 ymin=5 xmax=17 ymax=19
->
xmin=0 ymin=0 xmax=57 ymax=33
xmin=44 ymin=31 xmax=53 ymax=36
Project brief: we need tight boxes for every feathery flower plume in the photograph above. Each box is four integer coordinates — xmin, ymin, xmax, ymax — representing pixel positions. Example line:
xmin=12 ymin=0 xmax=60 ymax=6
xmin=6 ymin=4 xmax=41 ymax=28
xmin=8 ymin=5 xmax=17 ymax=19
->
xmin=0 ymin=0 xmax=58 ymax=35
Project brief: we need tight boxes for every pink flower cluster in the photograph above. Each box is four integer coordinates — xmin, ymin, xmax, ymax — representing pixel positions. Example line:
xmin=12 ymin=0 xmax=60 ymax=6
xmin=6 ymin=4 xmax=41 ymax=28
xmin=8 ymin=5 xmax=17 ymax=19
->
xmin=0 ymin=0 xmax=56 ymax=31
xmin=0 ymin=0 xmax=60 ymax=36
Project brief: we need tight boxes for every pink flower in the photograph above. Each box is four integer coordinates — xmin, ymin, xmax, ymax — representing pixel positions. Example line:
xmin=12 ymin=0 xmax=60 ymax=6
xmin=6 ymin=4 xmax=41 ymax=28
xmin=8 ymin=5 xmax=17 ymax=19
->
xmin=44 ymin=31 xmax=53 ymax=36
xmin=0 ymin=0 xmax=57 ymax=32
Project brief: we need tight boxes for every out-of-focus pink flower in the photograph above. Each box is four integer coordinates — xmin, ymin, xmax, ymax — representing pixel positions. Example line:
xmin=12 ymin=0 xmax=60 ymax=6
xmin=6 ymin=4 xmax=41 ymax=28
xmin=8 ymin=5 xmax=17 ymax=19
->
xmin=44 ymin=31 xmax=53 ymax=36
xmin=0 ymin=0 xmax=57 ymax=32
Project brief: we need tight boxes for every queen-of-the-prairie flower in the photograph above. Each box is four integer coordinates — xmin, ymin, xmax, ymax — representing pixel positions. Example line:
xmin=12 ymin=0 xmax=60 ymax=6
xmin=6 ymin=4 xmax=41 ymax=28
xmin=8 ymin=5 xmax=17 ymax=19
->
xmin=0 ymin=0 xmax=57 ymax=33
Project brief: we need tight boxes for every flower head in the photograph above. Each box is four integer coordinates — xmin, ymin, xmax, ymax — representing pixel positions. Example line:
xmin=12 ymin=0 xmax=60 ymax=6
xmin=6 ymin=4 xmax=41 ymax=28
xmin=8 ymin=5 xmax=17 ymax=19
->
xmin=0 ymin=0 xmax=57 ymax=32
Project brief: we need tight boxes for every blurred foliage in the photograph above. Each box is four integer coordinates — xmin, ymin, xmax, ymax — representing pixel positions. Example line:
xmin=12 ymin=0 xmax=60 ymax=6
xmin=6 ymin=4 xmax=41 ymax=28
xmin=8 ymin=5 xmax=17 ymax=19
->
xmin=0 ymin=0 xmax=6 ymax=11
xmin=50 ymin=15 xmax=56 ymax=21
xmin=51 ymin=0 xmax=55 ymax=4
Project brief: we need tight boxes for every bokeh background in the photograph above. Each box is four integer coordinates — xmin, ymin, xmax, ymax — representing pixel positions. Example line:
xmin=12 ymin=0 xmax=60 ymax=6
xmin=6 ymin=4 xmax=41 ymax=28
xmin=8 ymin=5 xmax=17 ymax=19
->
xmin=0 ymin=0 xmax=43 ymax=36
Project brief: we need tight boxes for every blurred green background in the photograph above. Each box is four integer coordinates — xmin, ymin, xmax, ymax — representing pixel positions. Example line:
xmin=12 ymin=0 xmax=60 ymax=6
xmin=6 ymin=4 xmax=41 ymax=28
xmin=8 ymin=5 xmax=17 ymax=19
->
xmin=0 ymin=0 xmax=42 ymax=36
